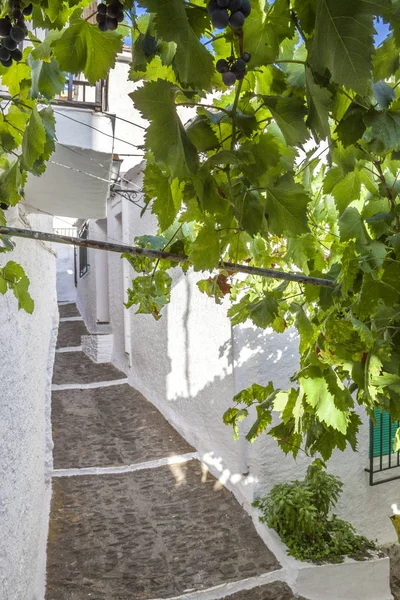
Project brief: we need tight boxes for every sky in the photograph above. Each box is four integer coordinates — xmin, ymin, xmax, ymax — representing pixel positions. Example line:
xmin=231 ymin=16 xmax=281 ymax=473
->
xmin=125 ymin=6 xmax=391 ymax=50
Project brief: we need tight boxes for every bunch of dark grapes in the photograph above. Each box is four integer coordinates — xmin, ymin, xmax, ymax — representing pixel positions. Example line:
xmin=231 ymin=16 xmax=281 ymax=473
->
xmin=0 ymin=1 xmax=31 ymax=68
xmin=96 ymin=1 xmax=124 ymax=32
xmin=216 ymin=52 xmax=251 ymax=86
xmin=208 ymin=0 xmax=251 ymax=30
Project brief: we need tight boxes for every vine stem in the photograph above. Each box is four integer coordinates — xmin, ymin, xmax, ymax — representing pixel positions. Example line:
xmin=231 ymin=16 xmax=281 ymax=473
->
xmin=273 ymin=59 xmax=306 ymax=65
xmin=176 ymin=102 xmax=231 ymax=115
xmin=151 ymin=224 xmax=183 ymax=281
xmin=0 ymin=226 xmax=335 ymax=288
xmin=85 ymin=11 xmax=97 ymax=21
xmin=230 ymin=78 xmax=244 ymax=151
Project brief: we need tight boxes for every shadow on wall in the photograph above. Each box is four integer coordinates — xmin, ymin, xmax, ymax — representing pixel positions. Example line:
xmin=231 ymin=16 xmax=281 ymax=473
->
xmin=126 ymin=267 xmax=399 ymax=544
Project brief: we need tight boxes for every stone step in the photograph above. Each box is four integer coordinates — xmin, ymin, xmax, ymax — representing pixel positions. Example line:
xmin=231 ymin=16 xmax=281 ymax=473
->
xmin=56 ymin=320 xmax=88 ymax=349
xmin=53 ymin=351 xmax=125 ymax=386
xmin=46 ymin=461 xmax=280 ymax=600
xmin=58 ymin=303 xmax=80 ymax=318
xmin=52 ymin=384 xmax=195 ymax=470
xmin=224 ymin=582 xmax=308 ymax=599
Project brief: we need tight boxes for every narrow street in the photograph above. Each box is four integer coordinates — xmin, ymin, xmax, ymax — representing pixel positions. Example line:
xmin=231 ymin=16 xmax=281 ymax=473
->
xmin=45 ymin=303 xmax=305 ymax=600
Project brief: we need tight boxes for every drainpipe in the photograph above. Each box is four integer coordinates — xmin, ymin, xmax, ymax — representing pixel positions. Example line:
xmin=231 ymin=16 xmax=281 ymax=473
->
xmin=121 ymin=196 xmax=132 ymax=367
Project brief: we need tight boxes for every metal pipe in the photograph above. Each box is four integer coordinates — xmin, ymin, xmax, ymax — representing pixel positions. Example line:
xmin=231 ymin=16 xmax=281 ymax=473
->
xmin=0 ymin=226 xmax=336 ymax=288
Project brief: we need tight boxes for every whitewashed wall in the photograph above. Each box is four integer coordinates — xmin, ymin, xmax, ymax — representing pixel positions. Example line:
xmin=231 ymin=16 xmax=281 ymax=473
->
xmin=108 ymin=55 xmax=145 ymax=173
xmin=0 ymin=209 xmax=58 ymax=600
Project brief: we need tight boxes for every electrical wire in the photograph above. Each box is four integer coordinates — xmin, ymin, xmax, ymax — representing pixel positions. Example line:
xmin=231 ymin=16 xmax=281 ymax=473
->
xmin=27 ymin=204 xmax=127 ymax=247
xmin=108 ymin=112 xmax=147 ymax=130
xmin=52 ymin=109 xmax=145 ymax=152
xmin=48 ymin=158 xmax=146 ymax=211
xmin=56 ymin=142 xmax=145 ymax=193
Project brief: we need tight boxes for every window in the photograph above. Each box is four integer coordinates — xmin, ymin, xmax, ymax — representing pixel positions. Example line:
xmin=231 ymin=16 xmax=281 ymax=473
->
xmin=366 ymin=409 xmax=400 ymax=485
xmin=79 ymin=222 xmax=90 ymax=278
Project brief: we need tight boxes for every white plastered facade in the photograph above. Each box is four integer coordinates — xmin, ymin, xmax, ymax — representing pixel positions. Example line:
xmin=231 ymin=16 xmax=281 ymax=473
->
xmin=0 ymin=208 xmax=58 ymax=600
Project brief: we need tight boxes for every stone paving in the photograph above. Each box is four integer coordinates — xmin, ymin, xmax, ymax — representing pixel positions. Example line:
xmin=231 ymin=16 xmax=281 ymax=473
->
xmin=52 ymin=384 xmax=194 ymax=469
xmin=53 ymin=351 xmax=125 ymax=385
xmin=58 ymin=303 xmax=81 ymax=318
xmin=225 ymin=582 xmax=308 ymax=599
xmin=47 ymin=304 xmax=295 ymax=600
xmin=56 ymin=320 xmax=88 ymax=349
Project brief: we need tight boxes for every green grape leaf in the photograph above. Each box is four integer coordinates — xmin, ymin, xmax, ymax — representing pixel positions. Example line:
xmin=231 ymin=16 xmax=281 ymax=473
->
xmin=186 ymin=115 xmax=219 ymax=153
xmin=335 ymin=105 xmax=367 ymax=147
xmin=373 ymin=35 xmax=400 ymax=81
xmin=244 ymin=0 xmax=294 ymax=69
xmin=247 ymin=293 xmax=280 ymax=328
xmin=131 ymin=80 xmax=199 ymax=179
xmin=3 ymin=261 xmax=25 ymax=282
xmin=300 ymin=367 xmax=349 ymax=434
xmin=233 ymin=382 xmax=275 ymax=406
xmin=372 ymin=81 xmax=396 ymax=110
xmin=294 ymin=0 xmax=318 ymax=34
xmin=32 ymin=107 xmax=57 ymax=176
xmin=31 ymin=29 xmax=63 ymax=60
xmin=189 ymin=220 xmax=220 ymax=271
xmin=364 ymin=110 xmax=400 ymax=152
xmin=22 ymin=107 xmax=47 ymax=170
xmin=223 ymin=407 xmax=248 ymax=440
xmin=246 ymin=405 xmax=273 ymax=442
xmin=309 ymin=0 xmax=375 ymax=95
xmin=295 ymin=305 xmax=316 ymax=354
xmin=0 ymin=51 xmax=32 ymax=97
xmin=143 ymin=163 xmax=183 ymax=232
xmin=338 ymin=207 xmax=369 ymax=243
xmin=0 ymin=161 xmax=24 ymax=206
xmin=1 ymin=262 xmax=34 ymax=313
xmin=28 ymin=56 xmax=66 ymax=100
xmin=263 ymin=96 xmax=309 ymax=146
xmin=330 ymin=170 xmax=362 ymax=214
xmin=52 ymin=20 xmax=123 ymax=85
xmin=137 ymin=0 xmax=214 ymax=88
xmin=126 ymin=271 xmax=172 ymax=320
xmin=305 ymin=67 xmax=332 ymax=141
xmin=13 ymin=275 xmax=34 ymax=313
xmin=265 ymin=176 xmax=310 ymax=235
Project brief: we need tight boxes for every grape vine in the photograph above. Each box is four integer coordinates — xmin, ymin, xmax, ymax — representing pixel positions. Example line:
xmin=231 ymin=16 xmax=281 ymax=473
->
xmin=0 ymin=0 xmax=400 ymax=464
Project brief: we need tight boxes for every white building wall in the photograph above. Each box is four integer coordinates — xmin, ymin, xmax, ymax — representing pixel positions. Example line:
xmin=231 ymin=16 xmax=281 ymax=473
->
xmin=76 ymin=220 xmax=113 ymax=334
xmin=107 ymin=55 xmax=146 ymax=173
xmin=0 ymin=209 xmax=58 ymax=600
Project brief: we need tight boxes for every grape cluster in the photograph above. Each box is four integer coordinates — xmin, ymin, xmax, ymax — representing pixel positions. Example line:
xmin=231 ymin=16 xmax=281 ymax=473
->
xmin=0 ymin=1 xmax=31 ymax=68
xmin=208 ymin=0 xmax=251 ymax=30
xmin=96 ymin=1 xmax=124 ymax=32
xmin=216 ymin=52 xmax=251 ymax=86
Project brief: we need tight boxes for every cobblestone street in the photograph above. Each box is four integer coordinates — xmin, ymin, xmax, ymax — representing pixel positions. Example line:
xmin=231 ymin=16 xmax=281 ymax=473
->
xmin=46 ymin=304 xmax=306 ymax=600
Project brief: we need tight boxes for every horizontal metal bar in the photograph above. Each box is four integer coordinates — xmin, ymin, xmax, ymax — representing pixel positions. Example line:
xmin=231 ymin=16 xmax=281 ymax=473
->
xmin=0 ymin=227 xmax=336 ymax=288
xmin=364 ymin=470 xmax=400 ymax=486
xmin=366 ymin=463 xmax=400 ymax=473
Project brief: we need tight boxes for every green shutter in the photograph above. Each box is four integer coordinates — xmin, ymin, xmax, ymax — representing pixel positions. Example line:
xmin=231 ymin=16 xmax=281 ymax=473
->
xmin=371 ymin=409 xmax=398 ymax=458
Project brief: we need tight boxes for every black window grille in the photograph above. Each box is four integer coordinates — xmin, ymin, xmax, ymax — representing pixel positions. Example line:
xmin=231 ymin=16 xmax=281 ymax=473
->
xmin=366 ymin=409 xmax=400 ymax=485
xmin=79 ymin=222 xmax=89 ymax=278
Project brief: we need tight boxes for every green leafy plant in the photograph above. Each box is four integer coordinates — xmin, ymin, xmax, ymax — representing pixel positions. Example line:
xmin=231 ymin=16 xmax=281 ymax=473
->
xmin=253 ymin=460 xmax=375 ymax=563
xmin=0 ymin=0 xmax=400 ymax=457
